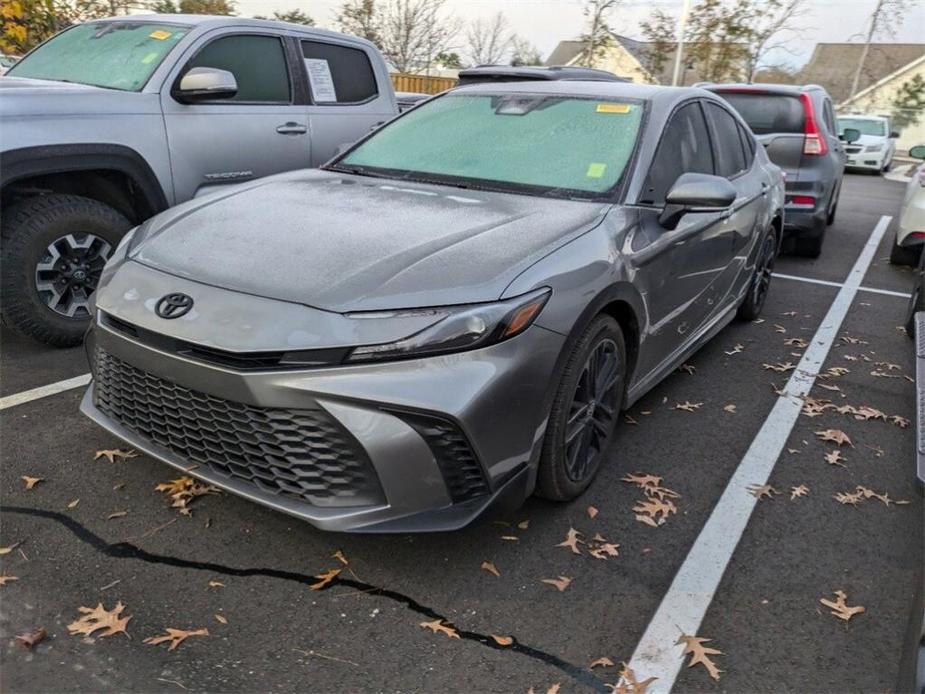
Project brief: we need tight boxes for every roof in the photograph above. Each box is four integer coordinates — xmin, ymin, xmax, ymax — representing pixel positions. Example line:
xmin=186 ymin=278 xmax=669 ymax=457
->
xmin=457 ymin=65 xmax=627 ymax=85
xmin=798 ymin=42 xmax=925 ymax=102
xmin=839 ymin=52 xmax=925 ymax=106
xmin=699 ymin=82 xmax=820 ymax=94
xmin=545 ymin=40 xmax=588 ymax=67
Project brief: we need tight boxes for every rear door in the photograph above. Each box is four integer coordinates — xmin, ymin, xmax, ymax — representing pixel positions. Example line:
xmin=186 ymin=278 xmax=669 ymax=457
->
xmin=297 ymin=37 xmax=397 ymax=166
xmin=161 ymin=29 xmax=312 ymax=201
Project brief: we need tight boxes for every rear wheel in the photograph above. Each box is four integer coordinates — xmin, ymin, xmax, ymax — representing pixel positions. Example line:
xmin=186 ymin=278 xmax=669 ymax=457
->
xmin=536 ymin=316 xmax=626 ymax=501
xmin=737 ymin=229 xmax=777 ymax=321
xmin=0 ymin=194 xmax=129 ymax=347
xmin=794 ymin=227 xmax=824 ymax=258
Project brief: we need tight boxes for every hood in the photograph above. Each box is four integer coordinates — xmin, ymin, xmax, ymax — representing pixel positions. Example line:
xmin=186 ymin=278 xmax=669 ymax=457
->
xmin=0 ymin=76 xmax=156 ymax=117
xmin=132 ymin=169 xmax=610 ymax=312
xmin=849 ymin=133 xmax=888 ymax=148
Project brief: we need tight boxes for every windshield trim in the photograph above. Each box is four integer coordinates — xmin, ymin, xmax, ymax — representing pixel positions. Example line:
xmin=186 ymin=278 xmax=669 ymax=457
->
xmin=324 ymin=92 xmax=648 ymax=203
xmin=7 ymin=20 xmax=194 ymax=92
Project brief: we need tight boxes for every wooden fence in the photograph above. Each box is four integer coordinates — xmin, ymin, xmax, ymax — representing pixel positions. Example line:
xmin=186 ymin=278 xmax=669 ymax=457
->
xmin=390 ymin=73 xmax=457 ymax=95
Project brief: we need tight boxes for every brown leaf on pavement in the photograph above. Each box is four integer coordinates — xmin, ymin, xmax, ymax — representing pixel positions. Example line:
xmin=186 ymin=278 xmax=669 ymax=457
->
xmin=67 ymin=499 xmax=80 ymax=509
xmin=679 ymin=364 xmax=696 ymax=375
xmin=144 ymin=627 xmax=209 ymax=651
xmin=891 ymin=415 xmax=911 ymax=429
xmin=763 ymin=362 xmax=796 ymax=373
xmin=723 ymin=404 xmax=737 ymax=413
xmin=541 ymin=576 xmax=572 ymax=592
xmin=587 ymin=506 xmax=599 ymax=519
xmin=214 ymin=614 xmax=228 ymax=625
xmin=94 ymin=449 xmax=139 ymax=463
xmin=724 ymin=343 xmax=744 ymax=355
xmin=15 ymin=628 xmax=47 ymax=649
xmin=790 ymin=485 xmax=809 ymax=500
xmin=309 ymin=569 xmax=341 ymax=590
xmin=747 ymin=484 xmax=779 ymax=500
xmin=155 ymin=476 xmax=220 ymax=516
xmin=674 ymin=400 xmax=703 ymax=412
xmin=0 ymin=542 xmax=22 ymax=555
xmin=607 ymin=663 xmax=659 ymax=693
xmin=517 ymin=519 xmax=530 ymax=530
xmin=815 ymin=429 xmax=853 ymax=447
xmin=419 ymin=619 xmax=459 ymax=639
xmin=67 ymin=602 xmax=131 ymax=638
xmin=21 ymin=476 xmax=42 ymax=490
xmin=332 ymin=550 xmax=348 ymax=566
xmin=490 ymin=634 xmax=513 ymax=646
xmin=785 ymin=337 xmax=808 ymax=347
xmin=481 ymin=561 xmax=500 ymax=578
xmin=556 ymin=527 xmax=584 ymax=555
xmin=834 ymin=490 xmax=863 ymax=506
xmin=107 ymin=511 xmax=128 ymax=520
xmin=590 ymin=656 xmax=615 ymax=669
xmin=208 ymin=580 xmax=225 ymax=589
xmin=677 ymin=633 xmax=723 ymax=681
xmin=820 ymin=590 xmax=865 ymax=621
xmin=773 ymin=324 xmax=787 ymax=334
xmin=824 ymin=450 xmax=847 ymax=467
xmin=0 ymin=575 xmax=19 ymax=586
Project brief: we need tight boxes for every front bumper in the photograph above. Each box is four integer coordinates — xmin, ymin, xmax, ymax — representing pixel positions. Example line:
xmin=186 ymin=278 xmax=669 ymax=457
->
xmin=845 ymin=148 xmax=887 ymax=171
xmin=80 ymin=314 xmax=564 ymax=532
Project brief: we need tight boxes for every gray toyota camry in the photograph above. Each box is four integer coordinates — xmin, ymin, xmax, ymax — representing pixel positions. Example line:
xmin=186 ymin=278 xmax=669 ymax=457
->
xmin=81 ymin=81 xmax=784 ymax=532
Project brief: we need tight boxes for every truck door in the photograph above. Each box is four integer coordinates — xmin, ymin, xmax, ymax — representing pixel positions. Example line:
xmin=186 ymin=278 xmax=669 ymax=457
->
xmin=298 ymin=38 xmax=399 ymax=166
xmin=161 ymin=30 xmax=312 ymax=201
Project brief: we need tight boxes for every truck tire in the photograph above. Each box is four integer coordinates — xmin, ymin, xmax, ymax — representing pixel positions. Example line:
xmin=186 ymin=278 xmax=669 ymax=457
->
xmin=1 ymin=194 xmax=131 ymax=347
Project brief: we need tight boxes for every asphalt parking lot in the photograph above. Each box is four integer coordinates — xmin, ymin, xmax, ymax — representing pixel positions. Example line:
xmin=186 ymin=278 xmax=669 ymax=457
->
xmin=1 ymin=172 xmax=921 ymax=693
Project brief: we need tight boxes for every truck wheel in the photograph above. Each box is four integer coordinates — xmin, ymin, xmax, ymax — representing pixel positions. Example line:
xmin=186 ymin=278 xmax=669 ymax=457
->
xmin=1 ymin=194 xmax=130 ymax=347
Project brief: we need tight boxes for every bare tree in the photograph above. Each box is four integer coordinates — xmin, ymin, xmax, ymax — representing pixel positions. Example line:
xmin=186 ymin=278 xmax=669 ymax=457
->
xmin=465 ymin=12 xmax=511 ymax=66
xmin=743 ymin=0 xmax=810 ymax=82
xmin=639 ymin=9 xmax=677 ymax=80
xmin=334 ymin=0 xmax=381 ymax=45
xmin=848 ymin=0 xmax=911 ymax=100
xmin=579 ymin=0 xmax=619 ymax=68
xmin=510 ymin=35 xmax=543 ymax=66
xmin=378 ymin=0 xmax=460 ymax=74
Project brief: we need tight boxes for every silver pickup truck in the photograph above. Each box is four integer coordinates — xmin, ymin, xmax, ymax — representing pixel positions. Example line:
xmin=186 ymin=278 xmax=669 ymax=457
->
xmin=0 ymin=15 xmax=400 ymax=346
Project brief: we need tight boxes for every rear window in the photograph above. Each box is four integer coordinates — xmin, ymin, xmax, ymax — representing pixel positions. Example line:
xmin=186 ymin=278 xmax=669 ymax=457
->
xmin=714 ymin=92 xmax=804 ymax=135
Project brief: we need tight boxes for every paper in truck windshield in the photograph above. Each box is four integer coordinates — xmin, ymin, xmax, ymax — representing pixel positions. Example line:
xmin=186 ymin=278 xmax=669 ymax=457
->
xmin=304 ymin=58 xmax=338 ymax=103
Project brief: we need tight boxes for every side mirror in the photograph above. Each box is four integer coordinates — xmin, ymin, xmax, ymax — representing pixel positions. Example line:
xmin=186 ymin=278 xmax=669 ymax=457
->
xmin=910 ymin=145 xmax=925 ymax=160
xmin=889 ymin=131 xmax=900 ymax=139
xmin=658 ymin=173 xmax=737 ymax=230
xmin=841 ymin=127 xmax=861 ymax=144
xmin=175 ymin=67 xmax=237 ymax=103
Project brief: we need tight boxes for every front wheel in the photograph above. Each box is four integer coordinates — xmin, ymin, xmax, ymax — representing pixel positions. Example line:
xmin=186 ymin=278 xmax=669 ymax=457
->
xmin=536 ymin=316 xmax=627 ymax=501
xmin=1 ymin=194 xmax=130 ymax=347
xmin=737 ymin=229 xmax=777 ymax=321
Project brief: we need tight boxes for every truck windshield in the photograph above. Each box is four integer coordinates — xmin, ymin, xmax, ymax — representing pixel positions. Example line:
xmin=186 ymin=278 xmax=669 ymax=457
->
xmin=332 ymin=93 xmax=644 ymax=199
xmin=8 ymin=21 xmax=189 ymax=91
xmin=837 ymin=118 xmax=886 ymax=137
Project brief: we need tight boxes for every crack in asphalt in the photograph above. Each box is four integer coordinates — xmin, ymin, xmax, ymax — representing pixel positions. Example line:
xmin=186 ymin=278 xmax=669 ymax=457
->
xmin=2 ymin=506 xmax=609 ymax=692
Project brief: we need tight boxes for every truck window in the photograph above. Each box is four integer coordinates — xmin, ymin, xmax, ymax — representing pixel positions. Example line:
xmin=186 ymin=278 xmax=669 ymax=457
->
xmin=301 ymin=40 xmax=378 ymax=104
xmin=185 ymin=35 xmax=290 ymax=103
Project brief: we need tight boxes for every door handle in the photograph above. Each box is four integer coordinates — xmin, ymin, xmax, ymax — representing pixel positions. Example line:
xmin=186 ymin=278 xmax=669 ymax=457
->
xmin=276 ymin=122 xmax=308 ymax=135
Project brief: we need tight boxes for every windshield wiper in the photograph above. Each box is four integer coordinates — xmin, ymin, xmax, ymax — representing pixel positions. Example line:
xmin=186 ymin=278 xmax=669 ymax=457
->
xmin=327 ymin=164 xmax=393 ymax=179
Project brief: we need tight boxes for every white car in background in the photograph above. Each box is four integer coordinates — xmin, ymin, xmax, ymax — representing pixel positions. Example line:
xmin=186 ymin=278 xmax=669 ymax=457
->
xmin=837 ymin=114 xmax=898 ymax=174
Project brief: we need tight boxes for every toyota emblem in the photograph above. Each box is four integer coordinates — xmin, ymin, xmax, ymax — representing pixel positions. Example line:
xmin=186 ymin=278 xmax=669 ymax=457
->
xmin=155 ymin=292 xmax=194 ymax=319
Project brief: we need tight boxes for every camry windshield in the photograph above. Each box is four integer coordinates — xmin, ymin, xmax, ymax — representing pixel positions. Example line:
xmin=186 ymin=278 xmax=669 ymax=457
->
xmin=333 ymin=93 xmax=644 ymax=198
xmin=8 ymin=22 xmax=189 ymax=91
xmin=837 ymin=118 xmax=886 ymax=137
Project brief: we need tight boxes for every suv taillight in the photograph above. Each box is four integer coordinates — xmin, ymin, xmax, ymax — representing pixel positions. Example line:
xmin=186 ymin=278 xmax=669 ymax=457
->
xmin=800 ymin=92 xmax=827 ymax=156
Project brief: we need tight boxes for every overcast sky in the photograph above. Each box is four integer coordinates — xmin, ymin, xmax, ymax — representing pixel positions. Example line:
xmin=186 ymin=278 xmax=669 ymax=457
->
xmin=235 ymin=0 xmax=924 ymax=67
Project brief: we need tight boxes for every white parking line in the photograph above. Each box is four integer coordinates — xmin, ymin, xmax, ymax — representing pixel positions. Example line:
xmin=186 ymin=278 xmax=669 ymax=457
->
xmin=772 ymin=272 xmax=911 ymax=299
xmin=0 ymin=373 xmax=91 ymax=411
xmin=626 ymin=215 xmax=892 ymax=692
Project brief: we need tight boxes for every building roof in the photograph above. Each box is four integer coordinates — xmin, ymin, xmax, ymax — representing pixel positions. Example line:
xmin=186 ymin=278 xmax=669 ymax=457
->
xmin=798 ymin=42 xmax=925 ymax=102
xmin=839 ymin=52 xmax=925 ymax=106
xmin=545 ymin=40 xmax=588 ymax=67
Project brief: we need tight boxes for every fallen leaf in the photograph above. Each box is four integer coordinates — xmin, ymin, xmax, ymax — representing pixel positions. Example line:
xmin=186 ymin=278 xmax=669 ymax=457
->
xmin=773 ymin=324 xmax=787 ymax=334
xmin=724 ymin=343 xmax=744 ymax=355
xmin=491 ymin=634 xmax=513 ymax=646
xmin=787 ymin=448 xmax=800 ymax=455
xmin=834 ymin=491 xmax=863 ymax=506
xmin=419 ymin=619 xmax=459 ymax=638
xmin=790 ymin=484 xmax=809 ymax=500
xmin=481 ymin=560 xmax=500 ymax=577
xmin=208 ymin=580 xmax=225 ymax=589
xmin=723 ymin=404 xmax=737 ymax=413
xmin=747 ymin=484 xmax=779 ymax=500
xmin=500 ymin=535 xmax=519 ymax=541
xmin=815 ymin=429 xmax=853 ymax=447
xmin=546 ymin=685 xmax=561 ymax=694
xmin=763 ymin=362 xmax=796 ymax=373
xmin=155 ymin=476 xmax=220 ymax=516
xmin=0 ymin=542 xmax=22 ymax=555
xmin=820 ymin=590 xmax=865 ymax=621
xmin=144 ymin=627 xmax=209 ymax=651
xmin=67 ymin=499 xmax=80 ymax=509
xmin=541 ymin=576 xmax=572 ymax=592
xmin=818 ymin=383 xmax=841 ymax=393
xmin=587 ymin=506 xmax=599 ymax=519
xmin=332 ymin=550 xmax=348 ymax=566
xmin=607 ymin=663 xmax=659 ymax=694
xmin=840 ymin=335 xmax=868 ymax=345
xmin=624 ymin=415 xmax=638 ymax=425
xmin=633 ymin=497 xmax=677 ymax=523
xmin=67 ymin=602 xmax=131 ymax=638
xmin=891 ymin=415 xmax=911 ymax=428
xmin=15 ymin=628 xmax=47 ymax=649
xmin=0 ymin=575 xmax=19 ymax=586
xmin=21 ymin=476 xmax=42 ymax=490
xmin=556 ymin=527 xmax=584 ymax=555
xmin=517 ymin=520 xmax=530 ymax=530
xmin=214 ymin=614 xmax=228 ymax=625
xmin=784 ymin=337 xmax=808 ymax=347
xmin=588 ymin=534 xmax=620 ymax=560
xmin=824 ymin=450 xmax=847 ymax=467
xmin=94 ymin=449 xmax=139 ymax=463
xmin=309 ymin=569 xmax=341 ymax=590
xmin=674 ymin=401 xmax=703 ymax=412
xmin=590 ymin=656 xmax=616 ymax=669
xmin=107 ymin=511 xmax=128 ymax=520
xmin=679 ymin=363 xmax=696 ymax=375
xmin=677 ymin=633 xmax=723 ymax=681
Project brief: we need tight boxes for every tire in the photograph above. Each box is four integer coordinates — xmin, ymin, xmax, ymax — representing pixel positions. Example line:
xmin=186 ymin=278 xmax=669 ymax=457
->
xmin=536 ymin=315 xmax=627 ymax=501
xmin=737 ymin=228 xmax=777 ymax=321
xmin=794 ymin=227 xmax=824 ymax=258
xmin=905 ymin=254 xmax=925 ymax=338
xmin=889 ymin=230 xmax=921 ymax=267
xmin=1 ymin=194 xmax=130 ymax=347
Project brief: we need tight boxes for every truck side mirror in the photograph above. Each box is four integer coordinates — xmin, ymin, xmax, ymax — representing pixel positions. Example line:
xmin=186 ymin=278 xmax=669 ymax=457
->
xmin=175 ymin=67 xmax=237 ymax=103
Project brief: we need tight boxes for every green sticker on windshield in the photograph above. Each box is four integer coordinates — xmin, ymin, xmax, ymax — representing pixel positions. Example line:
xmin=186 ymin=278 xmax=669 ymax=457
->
xmin=586 ymin=162 xmax=607 ymax=178
xmin=141 ymin=52 xmax=158 ymax=64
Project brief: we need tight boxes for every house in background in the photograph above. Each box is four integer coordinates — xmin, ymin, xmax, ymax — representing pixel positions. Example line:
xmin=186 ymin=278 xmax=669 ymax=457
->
xmin=836 ymin=53 xmax=925 ymax=149
xmin=797 ymin=42 xmax=925 ymax=103
xmin=545 ymin=34 xmax=748 ymax=85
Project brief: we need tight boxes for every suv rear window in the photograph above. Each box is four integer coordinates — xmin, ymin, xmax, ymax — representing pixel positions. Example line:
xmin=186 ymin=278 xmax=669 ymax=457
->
xmin=714 ymin=92 xmax=804 ymax=135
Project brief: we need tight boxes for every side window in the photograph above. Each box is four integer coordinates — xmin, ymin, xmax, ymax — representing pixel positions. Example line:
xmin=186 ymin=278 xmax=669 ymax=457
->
xmin=641 ymin=102 xmax=714 ymax=205
xmin=184 ymin=34 xmax=290 ymax=103
xmin=737 ymin=122 xmax=755 ymax=168
xmin=822 ymin=100 xmax=837 ymax=133
xmin=301 ymin=40 xmax=378 ymax=104
xmin=705 ymin=103 xmax=747 ymax=179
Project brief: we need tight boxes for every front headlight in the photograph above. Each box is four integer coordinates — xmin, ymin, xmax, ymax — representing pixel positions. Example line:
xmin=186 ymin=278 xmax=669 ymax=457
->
xmin=346 ymin=288 xmax=551 ymax=362
xmin=864 ymin=144 xmax=884 ymax=152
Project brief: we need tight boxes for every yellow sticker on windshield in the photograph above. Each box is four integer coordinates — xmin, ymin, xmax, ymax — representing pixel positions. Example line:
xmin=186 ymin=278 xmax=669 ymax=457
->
xmin=141 ymin=52 xmax=158 ymax=64
xmin=596 ymin=103 xmax=631 ymax=114
xmin=149 ymin=30 xmax=172 ymax=40
xmin=586 ymin=162 xmax=607 ymax=178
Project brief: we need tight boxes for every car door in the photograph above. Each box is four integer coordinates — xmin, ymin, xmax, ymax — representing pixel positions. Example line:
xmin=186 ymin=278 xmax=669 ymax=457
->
xmin=161 ymin=30 xmax=312 ymax=201
xmin=630 ymin=100 xmax=735 ymax=379
xmin=298 ymin=37 xmax=398 ymax=166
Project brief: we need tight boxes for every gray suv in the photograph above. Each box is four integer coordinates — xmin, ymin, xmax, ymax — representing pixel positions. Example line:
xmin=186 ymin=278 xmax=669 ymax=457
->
xmin=0 ymin=15 xmax=399 ymax=346
xmin=702 ymin=83 xmax=856 ymax=257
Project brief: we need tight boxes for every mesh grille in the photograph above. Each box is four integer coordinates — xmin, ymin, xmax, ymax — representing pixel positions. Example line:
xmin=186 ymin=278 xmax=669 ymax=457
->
xmin=399 ymin=412 xmax=489 ymax=503
xmin=92 ymin=349 xmax=384 ymax=507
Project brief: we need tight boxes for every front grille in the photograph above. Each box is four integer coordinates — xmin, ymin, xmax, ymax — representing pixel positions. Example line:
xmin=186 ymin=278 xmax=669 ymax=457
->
xmin=398 ymin=412 xmax=490 ymax=502
xmin=92 ymin=349 xmax=384 ymax=507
